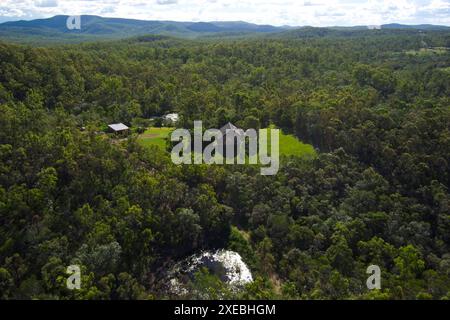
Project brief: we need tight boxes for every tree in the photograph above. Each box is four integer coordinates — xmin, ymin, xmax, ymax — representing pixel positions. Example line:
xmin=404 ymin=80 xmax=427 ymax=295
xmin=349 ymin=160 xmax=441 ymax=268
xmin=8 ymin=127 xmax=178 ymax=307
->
xmin=394 ymin=245 xmax=425 ymax=280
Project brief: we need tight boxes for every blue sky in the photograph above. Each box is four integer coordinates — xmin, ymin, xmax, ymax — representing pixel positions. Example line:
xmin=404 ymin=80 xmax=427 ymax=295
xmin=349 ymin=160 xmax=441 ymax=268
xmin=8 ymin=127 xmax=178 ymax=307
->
xmin=0 ymin=0 xmax=449 ymax=26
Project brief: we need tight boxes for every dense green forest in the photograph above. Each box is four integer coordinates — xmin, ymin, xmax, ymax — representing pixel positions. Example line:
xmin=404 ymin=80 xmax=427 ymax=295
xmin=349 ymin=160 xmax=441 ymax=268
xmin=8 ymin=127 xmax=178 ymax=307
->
xmin=0 ymin=29 xmax=449 ymax=299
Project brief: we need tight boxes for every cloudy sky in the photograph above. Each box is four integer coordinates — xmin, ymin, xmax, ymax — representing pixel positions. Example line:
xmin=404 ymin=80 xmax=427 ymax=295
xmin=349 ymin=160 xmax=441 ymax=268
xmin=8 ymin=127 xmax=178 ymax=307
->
xmin=0 ymin=0 xmax=449 ymax=26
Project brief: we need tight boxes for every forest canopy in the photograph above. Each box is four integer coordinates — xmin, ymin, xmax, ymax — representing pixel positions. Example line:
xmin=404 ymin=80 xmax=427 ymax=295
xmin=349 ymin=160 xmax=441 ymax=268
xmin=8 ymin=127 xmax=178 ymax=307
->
xmin=0 ymin=29 xmax=449 ymax=299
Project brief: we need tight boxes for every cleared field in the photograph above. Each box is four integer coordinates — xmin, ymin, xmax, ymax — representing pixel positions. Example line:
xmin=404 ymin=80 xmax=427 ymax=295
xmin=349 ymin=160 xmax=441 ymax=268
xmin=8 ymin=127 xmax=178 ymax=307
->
xmin=279 ymin=131 xmax=316 ymax=158
xmin=406 ymin=47 xmax=449 ymax=56
xmin=267 ymin=127 xmax=316 ymax=159
xmin=137 ymin=126 xmax=316 ymax=159
xmin=137 ymin=127 xmax=173 ymax=150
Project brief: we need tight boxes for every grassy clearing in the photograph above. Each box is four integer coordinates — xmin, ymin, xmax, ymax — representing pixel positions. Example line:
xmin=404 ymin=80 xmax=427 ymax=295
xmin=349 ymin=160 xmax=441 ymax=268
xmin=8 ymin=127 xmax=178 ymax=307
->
xmin=278 ymin=131 xmax=316 ymax=158
xmin=405 ymin=47 xmax=449 ymax=56
xmin=137 ymin=127 xmax=173 ymax=150
xmin=266 ymin=127 xmax=316 ymax=159
xmin=137 ymin=126 xmax=316 ymax=160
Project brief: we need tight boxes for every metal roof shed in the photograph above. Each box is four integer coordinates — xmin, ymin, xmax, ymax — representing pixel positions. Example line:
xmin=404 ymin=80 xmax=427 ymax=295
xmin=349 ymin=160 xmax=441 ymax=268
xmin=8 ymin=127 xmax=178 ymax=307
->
xmin=108 ymin=123 xmax=129 ymax=132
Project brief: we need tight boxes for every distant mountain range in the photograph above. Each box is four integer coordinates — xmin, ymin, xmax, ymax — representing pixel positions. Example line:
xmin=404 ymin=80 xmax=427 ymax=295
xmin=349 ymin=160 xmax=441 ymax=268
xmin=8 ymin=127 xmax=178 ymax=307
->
xmin=0 ymin=15 xmax=448 ymax=43
xmin=0 ymin=15 xmax=287 ymax=42
xmin=381 ymin=23 xmax=450 ymax=30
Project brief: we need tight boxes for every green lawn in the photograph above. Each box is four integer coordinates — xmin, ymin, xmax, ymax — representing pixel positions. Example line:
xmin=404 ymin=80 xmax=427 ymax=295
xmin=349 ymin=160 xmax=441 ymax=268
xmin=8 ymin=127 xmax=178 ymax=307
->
xmin=137 ymin=126 xmax=316 ymax=159
xmin=266 ymin=127 xmax=316 ymax=159
xmin=279 ymin=131 xmax=316 ymax=158
xmin=137 ymin=127 xmax=173 ymax=150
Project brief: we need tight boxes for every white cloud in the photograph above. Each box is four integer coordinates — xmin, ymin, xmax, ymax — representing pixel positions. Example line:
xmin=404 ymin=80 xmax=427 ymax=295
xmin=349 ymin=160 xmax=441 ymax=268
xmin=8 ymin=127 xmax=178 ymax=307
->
xmin=156 ymin=0 xmax=178 ymax=5
xmin=0 ymin=0 xmax=448 ymax=26
xmin=35 ymin=0 xmax=59 ymax=8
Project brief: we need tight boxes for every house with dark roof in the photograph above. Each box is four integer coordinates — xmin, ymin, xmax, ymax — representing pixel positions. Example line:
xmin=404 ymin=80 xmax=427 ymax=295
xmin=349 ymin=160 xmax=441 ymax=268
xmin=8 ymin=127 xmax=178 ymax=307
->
xmin=218 ymin=122 xmax=244 ymax=159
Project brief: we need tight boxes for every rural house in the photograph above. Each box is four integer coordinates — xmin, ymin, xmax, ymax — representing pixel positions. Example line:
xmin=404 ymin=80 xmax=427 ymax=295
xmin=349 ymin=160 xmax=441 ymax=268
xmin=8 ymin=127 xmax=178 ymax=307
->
xmin=108 ymin=123 xmax=130 ymax=136
xmin=219 ymin=122 xmax=244 ymax=159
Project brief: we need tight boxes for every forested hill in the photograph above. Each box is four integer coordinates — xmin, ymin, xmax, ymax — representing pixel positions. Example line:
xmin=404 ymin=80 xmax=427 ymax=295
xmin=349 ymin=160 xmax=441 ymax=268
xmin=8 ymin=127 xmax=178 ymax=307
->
xmin=276 ymin=26 xmax=450 ymax=40
xmin=0 ymin=27 xmax=449 ymax=300
xmin=0 ymin=15 xmax=287 ymax=43
xmin=0 ymin=15 xmax=449 ymax=43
